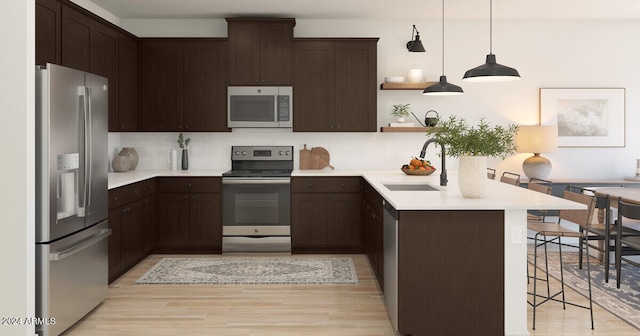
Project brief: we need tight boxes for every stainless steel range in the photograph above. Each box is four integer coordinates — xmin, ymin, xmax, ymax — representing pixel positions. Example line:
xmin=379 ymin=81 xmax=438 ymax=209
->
xmin=222 ymin=146 xmax=293 ymax=252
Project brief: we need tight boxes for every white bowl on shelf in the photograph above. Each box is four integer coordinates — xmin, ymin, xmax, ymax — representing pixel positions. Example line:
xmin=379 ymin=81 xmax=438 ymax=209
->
xmin=385 ymin=76 xmax=405 ymax=83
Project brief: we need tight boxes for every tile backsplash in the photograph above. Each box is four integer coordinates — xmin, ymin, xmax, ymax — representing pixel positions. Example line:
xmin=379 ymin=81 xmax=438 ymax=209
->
xmin=109 ymin=129 xmax=443 ymax=172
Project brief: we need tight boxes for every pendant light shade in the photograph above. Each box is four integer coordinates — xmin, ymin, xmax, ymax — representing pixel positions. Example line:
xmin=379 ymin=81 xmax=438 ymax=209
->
xmin=424 ymin=0 xmax=463 ymax=96
xmin=463 ymin=54 xmax=520 ymax=82
xmin=424 ymin=75 xmax=463 ymax=96
xmin=406 ymin=25 xmax=426 ymax=52
xmin=462 ymin=0 xmax=520 ymax=82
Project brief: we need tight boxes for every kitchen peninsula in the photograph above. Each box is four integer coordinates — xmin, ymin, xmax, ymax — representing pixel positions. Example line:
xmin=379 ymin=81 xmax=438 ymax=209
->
xmin=108 ymin=169 xmax=584 ymax=336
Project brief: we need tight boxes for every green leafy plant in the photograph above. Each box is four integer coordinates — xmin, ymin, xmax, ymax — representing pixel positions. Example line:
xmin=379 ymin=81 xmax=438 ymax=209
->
xmin=391 ymin=103 xmax=411 ymax=118
xmin=425 ymin=115 xmax=519 ymax=159
xmin=177 ymin=132 xmax=191 ymax=149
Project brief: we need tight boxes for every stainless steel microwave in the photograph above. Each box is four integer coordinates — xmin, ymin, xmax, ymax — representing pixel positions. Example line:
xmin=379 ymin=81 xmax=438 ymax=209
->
xmin=228 ymin=86 xmax=293 ymax=128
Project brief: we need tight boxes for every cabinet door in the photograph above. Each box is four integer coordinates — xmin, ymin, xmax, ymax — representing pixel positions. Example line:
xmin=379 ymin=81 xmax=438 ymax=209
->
xmin=189 ymin=193 xmax=222 ymax=249
xmin=227 ymin=19 xmax=293 ymax=85
xmin=258 ymin=21 xmax=292 ymax=85
xmin=107 ymin=207 xmax=123 ymax=282
xmin=291 ymin=194 xmax=328 ymax=249
xmin=90 ymin=22 xmax=118 ymax=129
xmin=113 ymin=33 xmax=138 ymax=131
xmin=292 ymin=40 xmax=335 ymax=131
xmin=61 ymin=5 xmax=91 ymax=72
xmin=142 ymin=194 xmax=156 ymax=254
xmin=334 ymin=40 xmax=377 ymax=132
xmin=156 ymin=193 xmax=190 ymax=246
xmin=183 ymin=40 xmax=229 ymax=132
xmin=227 ymin=21 xmax=261 ymax=85
xmin=139 ymin=39 xmax=184 ymax=131
xmin=36 ymin=0 xmax=61 ymax=66
xmin=121 ymin=200 xmax=143 ymax=269
xmin=326 ymin=193 xmax=363 ymax=251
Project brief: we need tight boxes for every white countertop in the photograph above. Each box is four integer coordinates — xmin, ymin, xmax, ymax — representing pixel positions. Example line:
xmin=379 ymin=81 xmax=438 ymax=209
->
xmin=361 ymin=170 xmax=585 ymax=211
xmin=109 ymin=168 xmax=584 ymax=212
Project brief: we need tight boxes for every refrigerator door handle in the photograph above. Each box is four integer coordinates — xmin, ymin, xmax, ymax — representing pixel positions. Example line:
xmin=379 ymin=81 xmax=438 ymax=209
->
xmin=85 ymin=87 xmax=93 ymax=214
xmin=49 ymin=228 xmax=111 ymax=261
xmin=77 ymin=86 xmax=91 ymax=217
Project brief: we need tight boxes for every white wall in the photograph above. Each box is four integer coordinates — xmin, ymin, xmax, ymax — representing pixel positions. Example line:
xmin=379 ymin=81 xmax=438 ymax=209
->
xmin=0 ymin=1 xmax=35 ymax=335
xmin=113 ymin=17 xmax=640 ymax=178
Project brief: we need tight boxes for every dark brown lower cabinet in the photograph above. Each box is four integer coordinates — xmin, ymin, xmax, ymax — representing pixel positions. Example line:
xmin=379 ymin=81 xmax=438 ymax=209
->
xmin=155 ymin=177 xmax=222 ymax=253
xmin=396 ymin=210 xmax=505 ymax=336
xmin=107 ymin=179 xmax=154 ymax=283
xmin=291 ymin=177 xmax=363 ymax=253
xmin=361 ymin=181 xmax=384 ymax=286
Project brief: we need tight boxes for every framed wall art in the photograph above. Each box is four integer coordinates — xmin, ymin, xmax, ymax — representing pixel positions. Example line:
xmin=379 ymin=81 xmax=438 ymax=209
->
xmin=539 ymin=88 xmax=626 ymax=147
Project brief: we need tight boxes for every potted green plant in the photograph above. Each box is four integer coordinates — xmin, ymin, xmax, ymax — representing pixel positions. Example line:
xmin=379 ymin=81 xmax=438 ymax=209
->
xmin=177 ymin=132 xmax=191 ymax=170
xmin=391 ymin=103 xmax=411 ymax=123
xmin=425 ymin=115 xmax=518 ymax=198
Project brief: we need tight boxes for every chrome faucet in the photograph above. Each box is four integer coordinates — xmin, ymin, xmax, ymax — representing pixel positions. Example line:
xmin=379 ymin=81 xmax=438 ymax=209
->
xmin=420 ymin=138 xmax=448 ymax=186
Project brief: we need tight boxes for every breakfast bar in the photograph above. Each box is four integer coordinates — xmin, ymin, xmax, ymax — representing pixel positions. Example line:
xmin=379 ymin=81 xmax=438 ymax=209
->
xmin=360 ymin=170 xmax=585 ymax=336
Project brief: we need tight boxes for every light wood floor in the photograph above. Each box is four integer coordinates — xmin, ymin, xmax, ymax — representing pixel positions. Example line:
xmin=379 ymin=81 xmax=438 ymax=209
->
xmin=63 ymin=254 xmax=638 ymax=336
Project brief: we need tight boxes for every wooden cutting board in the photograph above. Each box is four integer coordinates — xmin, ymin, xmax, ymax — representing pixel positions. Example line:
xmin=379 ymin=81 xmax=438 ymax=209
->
xmin=299 ymin=144 xmax=312 ymax=169
xmin=299 ymin=145 xmax=334 ymax=170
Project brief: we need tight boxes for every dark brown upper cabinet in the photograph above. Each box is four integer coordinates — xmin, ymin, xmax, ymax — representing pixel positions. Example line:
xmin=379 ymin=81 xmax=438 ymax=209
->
xmin=36 ymin=0 xmax=61 ymax=66
xmin=293 ymin=38 xmax=378 ymax=132
xmin=226 ymin=18 xmax=295 ymax=86
xmin=112 ymin=33 xmax=138 ymax=131
xmin=138 ymin=39 xmax=229 ymax=132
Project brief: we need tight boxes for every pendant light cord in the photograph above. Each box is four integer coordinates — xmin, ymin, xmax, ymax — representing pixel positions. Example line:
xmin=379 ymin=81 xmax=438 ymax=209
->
xmin=441 ymin=0 xmax=445 ymax=76
xmin=489 ymin=0 xmax=493 ymax=54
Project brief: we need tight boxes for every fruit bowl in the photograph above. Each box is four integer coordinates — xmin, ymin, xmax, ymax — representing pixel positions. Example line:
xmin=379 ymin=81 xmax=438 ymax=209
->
xmin=401 ymin=167 xmax=436 ymax=175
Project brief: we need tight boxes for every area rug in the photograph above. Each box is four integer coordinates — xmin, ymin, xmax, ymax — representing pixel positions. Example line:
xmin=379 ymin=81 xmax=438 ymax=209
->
xmin=528 ymin=252 xmax=640 ymax=330
xmin=134 ymin=257 xmax=358 ymax=285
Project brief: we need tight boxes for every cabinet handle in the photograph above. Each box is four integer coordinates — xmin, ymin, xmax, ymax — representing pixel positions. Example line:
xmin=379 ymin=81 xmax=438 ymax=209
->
xmin=328 ymin=195 xmax=333 ymax=200
xmin=185 ymin=125 xmax=189 ymax=129
xmin=184 ymin=195 xmax=189 ymax=200
xmin=192 ymin=196 xmax=196 ymax=200
xmin=341 ymin=183 xmax=346 ymax=188
xmin=114 ymin=196 xmax=119 ymax=201
xmin=330 ymin=125 xmax=334 ymax=129
xmin=307 ymin=183 xmax=312 ymax=188
xmin=321 ymin=195 xmax=325 ymax=200
xmin=337 ymin=125 xmax=341 ymax=129
xmin=187 ymin=183 xmax=192 ymax=188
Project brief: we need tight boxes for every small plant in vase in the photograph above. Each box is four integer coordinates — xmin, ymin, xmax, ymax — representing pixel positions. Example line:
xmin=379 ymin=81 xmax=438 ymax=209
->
xmin=425 ymin=115 xmax=518 ymax=198
xmin=391 ymin=103 xmax=410 ymax=123
xmin=177 ymin=132 xmax=191 ymax=170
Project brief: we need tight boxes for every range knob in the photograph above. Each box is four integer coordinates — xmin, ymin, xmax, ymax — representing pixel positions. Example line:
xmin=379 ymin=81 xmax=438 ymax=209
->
xmin=242 ymin=151 xmax=247 ymax=155
xmin=279 ymin=151 xmax=284 ymax=155
xmin=285 ymin=150 xmax=291 ymax=155
xmin=235 ymin=151 xmax=240 ymax=155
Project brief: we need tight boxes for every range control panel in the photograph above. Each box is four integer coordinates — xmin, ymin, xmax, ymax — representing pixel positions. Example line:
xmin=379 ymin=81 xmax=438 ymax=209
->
xmin=231 ymin=146 xmax=293 ymax=161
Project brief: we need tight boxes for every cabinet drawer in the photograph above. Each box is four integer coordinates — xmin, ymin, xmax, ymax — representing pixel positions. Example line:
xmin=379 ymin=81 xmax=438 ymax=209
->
xmin=157 ymin=177 xmax=221 ymax=193
xmin=109 ymin=182 xmax=143 ymax=209
xmin=292 ymin=177 xmax=361 ymax=193
xmin=142 ymin=178 xmax=156 ymax=196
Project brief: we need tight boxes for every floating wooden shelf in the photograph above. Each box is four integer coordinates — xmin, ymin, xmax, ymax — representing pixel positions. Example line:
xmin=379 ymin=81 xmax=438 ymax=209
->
xmin=380 ymin=127 xmax=430 ymax=132
xmin=379 ymin=82 xmax=437 ymax=90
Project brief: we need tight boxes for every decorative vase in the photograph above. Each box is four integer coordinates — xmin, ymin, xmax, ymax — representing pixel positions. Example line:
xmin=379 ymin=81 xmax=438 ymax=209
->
xmin=111 ymin=155 xmax=130 ymax=173
xmin=408 ymin=68 xmax=424 ymax=83
xmin=457 ymin=155 xmax=487 ymax=198
xmin=182 ymin=149 xmax=189 ymax=170
xmin=119 ymin=147 xmax=139 ymax=170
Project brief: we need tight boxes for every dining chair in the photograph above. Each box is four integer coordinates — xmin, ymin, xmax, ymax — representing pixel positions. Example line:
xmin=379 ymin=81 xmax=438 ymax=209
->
xmin=527 ymin=187 xmax=595 ymax=330
xmin=487 ymin=168 xmax=496 ymax=180
xmin=615 ymin=198 xmax=640 ymax=288
xmin=500 ymin=171 xmax=520 ymax=186
xmin=527 ymin=178 xmax=553 ymax=222
xmin=572 ymin=187 xmax=640 ymax=283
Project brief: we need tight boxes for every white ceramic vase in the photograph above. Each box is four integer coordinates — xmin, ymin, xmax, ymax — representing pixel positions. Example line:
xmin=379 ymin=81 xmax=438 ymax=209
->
xmin=458 ymin=155 xmax=487 ymax=198
xmin=407 ymin=69 xmax=424 ymax=83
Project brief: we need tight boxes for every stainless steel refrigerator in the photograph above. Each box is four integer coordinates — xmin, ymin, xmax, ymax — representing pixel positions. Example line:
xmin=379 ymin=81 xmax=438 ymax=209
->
xmin=35 ymin=63 xmax=111 ymax=336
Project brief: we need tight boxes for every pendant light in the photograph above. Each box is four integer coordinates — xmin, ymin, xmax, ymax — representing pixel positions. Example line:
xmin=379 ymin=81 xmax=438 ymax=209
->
xmin=424 ymin=0 xmax=463 ymax=96
xmin=462 ymin=0 xmax=520 ymax=82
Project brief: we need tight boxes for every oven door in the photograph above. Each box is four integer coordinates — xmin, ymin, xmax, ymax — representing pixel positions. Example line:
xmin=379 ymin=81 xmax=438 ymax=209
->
xmin=222 ymin=178 xmax=291 ymax=251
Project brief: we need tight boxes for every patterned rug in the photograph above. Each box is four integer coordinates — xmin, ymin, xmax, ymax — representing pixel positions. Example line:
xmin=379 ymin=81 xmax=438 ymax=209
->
xmin=528 ymin=252 xmax=640 ymax=330
xmin=135 ymin=257 xmax=358 ymax=285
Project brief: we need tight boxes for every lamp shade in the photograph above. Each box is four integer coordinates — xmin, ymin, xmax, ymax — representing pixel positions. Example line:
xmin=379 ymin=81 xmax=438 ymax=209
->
xmin=462 ymin=54 xmax=521 ymax=82
xmin=423 ymin=75 xmax=464 ymax=96
xmin=517 ymin=125 xmax=558 ymax=154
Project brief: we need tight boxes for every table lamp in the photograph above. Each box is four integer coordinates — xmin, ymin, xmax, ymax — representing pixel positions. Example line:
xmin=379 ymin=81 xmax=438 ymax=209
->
xmin=517 ymin=125 xmax=558 ymax=179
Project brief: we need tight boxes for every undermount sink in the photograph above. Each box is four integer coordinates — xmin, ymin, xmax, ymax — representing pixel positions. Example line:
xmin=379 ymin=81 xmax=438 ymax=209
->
xmin=383 ymin=183 xmax=441 ymax=191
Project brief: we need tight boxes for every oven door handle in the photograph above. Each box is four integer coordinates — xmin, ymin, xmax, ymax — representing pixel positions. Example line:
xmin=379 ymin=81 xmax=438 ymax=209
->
xmin=222 ymin=178 xmax=291 ymax=185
